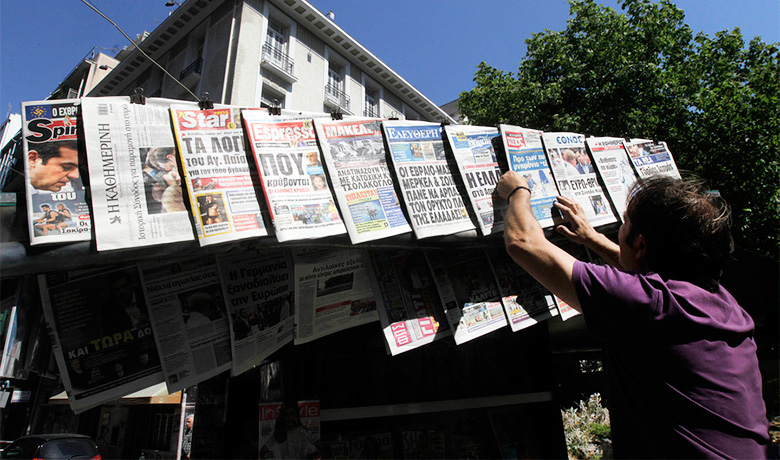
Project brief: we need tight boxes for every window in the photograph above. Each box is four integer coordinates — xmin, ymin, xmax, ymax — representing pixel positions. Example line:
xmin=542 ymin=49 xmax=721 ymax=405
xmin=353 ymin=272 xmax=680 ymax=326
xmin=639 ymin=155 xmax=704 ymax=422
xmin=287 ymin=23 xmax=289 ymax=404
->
xmin=364 ymin=87 xmax=378 ymax=118
xmin=326 ymin=64 xmax=343 ymax=98
xmin=266 ymin=19 xmax=287 ymax=64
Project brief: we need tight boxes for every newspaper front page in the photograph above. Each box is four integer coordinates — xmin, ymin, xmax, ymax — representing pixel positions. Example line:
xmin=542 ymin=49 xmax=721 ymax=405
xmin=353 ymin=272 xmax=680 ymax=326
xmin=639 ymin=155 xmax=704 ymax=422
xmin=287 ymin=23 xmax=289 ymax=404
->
xmin=586 ymin=136 xmax=638 ymax=219
xmin=443 ymin=125 xmax=504 ymax=236
xmin=542 ymin=132 xmax=617 ymax=227
xmin=364 ymin=249 xmax=450 ymax=355
xmin=425 ymin=249 xmax=507 ymax=344
xmin=382 ymin=120 xmax=474 ymax=238
xmin=292 ymin=248 xmax=379 ymax=344
xmin=314 ymin=118 xmax=411 ymax=243
xmin=139 ymin=257 xmax=232 ymax=393
xmin=216 ymin=250 xmax=294 ymax=376
xmin=485 ymin=248 xmax=558 ymax=332
xmin=81 ymin=97 xmax=194 ymax=251
xmin=21 ymin=99 xmax=92 ymax=245
xmin=39 ymin=266 xmax=164 ymax=413
xmin=242 ymin=111 xmax=346 ymax=241
xmin=170 ymin=105 xmax=267 ymax=245
xmin=498 ymin=124 xmax=558 ymax=228
xmin=625 ymin=139 xmax=681 ymax=179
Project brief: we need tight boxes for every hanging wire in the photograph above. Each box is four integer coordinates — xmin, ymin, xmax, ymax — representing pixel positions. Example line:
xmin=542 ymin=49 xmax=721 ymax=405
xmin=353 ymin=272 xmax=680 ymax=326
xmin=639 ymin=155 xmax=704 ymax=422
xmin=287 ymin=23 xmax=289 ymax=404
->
xmin=79 ymin=0 xmax=200 ymax=102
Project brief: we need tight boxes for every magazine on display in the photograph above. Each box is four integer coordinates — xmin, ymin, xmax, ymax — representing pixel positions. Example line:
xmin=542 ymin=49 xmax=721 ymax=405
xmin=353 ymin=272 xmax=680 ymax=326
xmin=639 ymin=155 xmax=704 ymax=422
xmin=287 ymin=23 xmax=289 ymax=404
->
xmin=541 ymin=132 xmax=617 ymax=227
xmin=424 ymin=248 xmax=507 ymax=344
xmin=382 ymin=120 xmax=474 ymax=238
xmin=170 ymin=105 xmax=267 ymax=245
xmin=498 ymin=125 xmax=558 ymax=228
xmin=21 ymin=99 xmax=92 ymax=245
xmin=442 ymin=124 xmax=504 ymax=236
xmin=485 ymin=248 xmax=558 ymax=331
xmin=292 ymin=247 xmax=379 ymax=345
xmin=624 ymin=139 xmax=681 ymax=179
xmin=364 ymin=249 xmax=450 ymax=355
xmin=242 ymin=111 xmax=346 ymax=242
xmin=39 ymin=265 xmax=164 ymax=413
xmin=258 ymin=401 xmax=320 ymax=460
xmin=81 ymin=97 xmax=194 ymax=251
xmin=139 ymin=257 xmax=232 ymax=393
xmin=216 ymin=249 xmax=294 ymax=376
xmin=313 ymin=118 xmax=411 ymax=243
xmin=585 ymin=136 xmax=638 ymax=219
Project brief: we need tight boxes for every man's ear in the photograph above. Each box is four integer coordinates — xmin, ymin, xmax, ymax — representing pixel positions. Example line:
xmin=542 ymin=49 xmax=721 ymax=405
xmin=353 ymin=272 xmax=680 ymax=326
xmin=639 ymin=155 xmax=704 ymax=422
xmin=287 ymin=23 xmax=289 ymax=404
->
xmin=633 ymin=234 xmax=648 ymax=261
xmin=28 ymin=150 xmax=40 ymax=166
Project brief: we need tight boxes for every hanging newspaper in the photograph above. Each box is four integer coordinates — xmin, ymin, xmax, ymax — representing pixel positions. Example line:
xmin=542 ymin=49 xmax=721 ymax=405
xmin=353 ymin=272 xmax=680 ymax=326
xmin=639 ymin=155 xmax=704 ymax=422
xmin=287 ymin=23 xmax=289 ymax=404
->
xmin=216 ymin=249 xmax=294 ymax=376
xmin=498 ymin=125 xmax=558 ymax=228
xmin=382 ymin=120 xmax=475 ymax=238
xmin=542 ymin=132 xmax=617 ymax=227
xmin=21 ymin=99 xmax=92 ymax=245
xmin=292 ymin=247 xmax=379 ymax=344
xmin=586 ymin=137 xmax=638 ymax=219
xmin=314 ymin=118 xmax=411 ymax=243
xmin=364 ymin=249 xmax=450 ymax=355
xmin=139 ymin=257 xmax=232 ymax=393
xmin=39 ymin=265 xmax=164 ymax=413
xmin=485 ymin=248 xmax=558 ymax=332
xmin=242 ymin=111 xmax=346 ymax=242
xmin=81 ymin=97 xmax=194 ymax=251
xmin=425 ymin=248 xmax=507 ymax=344
xmin=170 ymin=105 xmax=267 ymax=245
xmin=259 ymin=400 xmax=320 ymax=459
xmin=624 ymin=139 xmax=681 ymax=179
xmin=442 ymin=125 xmax=504 ymax=236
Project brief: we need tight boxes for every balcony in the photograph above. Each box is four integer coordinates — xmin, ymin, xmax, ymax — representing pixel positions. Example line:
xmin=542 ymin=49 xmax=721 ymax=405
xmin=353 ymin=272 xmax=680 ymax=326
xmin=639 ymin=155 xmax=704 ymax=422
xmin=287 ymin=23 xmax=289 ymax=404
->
xmin=179 ymin=58 xmax=203 ymax=87
xmin=324 ymin=84 xmax=350 ymax=113
xmin=260 ymin=44 xmax=296 ymax=83
xmin=363 ymin=107 xmax=378 ymax=118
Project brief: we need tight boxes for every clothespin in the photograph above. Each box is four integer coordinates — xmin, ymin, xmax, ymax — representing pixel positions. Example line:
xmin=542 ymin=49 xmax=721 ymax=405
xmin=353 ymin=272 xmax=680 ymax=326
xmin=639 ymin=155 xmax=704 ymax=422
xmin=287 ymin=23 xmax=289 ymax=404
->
xmin=130 ymin=87 xmax=146 ymax=105
xmin=269 ymin=99 xmax=282 ymax=116
xmin=199 ymin=92 xmax=213 ymax=110
xmin=330 ymin=109 xmax=342 ymax=120
xmin=388 ymin=111 xmax=399 ymax=121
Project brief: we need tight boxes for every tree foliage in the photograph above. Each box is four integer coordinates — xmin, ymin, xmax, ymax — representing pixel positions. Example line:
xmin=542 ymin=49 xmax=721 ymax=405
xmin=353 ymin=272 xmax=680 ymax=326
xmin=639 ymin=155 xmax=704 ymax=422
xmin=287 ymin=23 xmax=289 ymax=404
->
xmin=459 ymin=0 xmax=779 ymax=257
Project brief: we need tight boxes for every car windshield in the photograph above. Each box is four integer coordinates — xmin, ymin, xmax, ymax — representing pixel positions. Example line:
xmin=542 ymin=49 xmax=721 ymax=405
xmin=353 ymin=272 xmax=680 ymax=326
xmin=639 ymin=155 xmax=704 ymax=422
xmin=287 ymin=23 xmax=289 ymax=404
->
xmin=39 ymin=439 xmax=98 ymax=460
xmin=1 ymin=438 xmax=42 ymax=458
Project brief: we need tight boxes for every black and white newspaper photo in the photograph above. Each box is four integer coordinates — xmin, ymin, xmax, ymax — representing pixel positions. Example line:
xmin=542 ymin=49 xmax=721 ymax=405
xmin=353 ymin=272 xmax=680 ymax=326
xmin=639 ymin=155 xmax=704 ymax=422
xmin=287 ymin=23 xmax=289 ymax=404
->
xmin=314 ymin=118 xmax=412 ymax=243
xmin=382 ymin=120 xmax=475 ymax=239
xmin=80 ymin=97 xmax=194 ymax=251
xmin=542 ymin=132 xmax=617 ymax=228
xmin=139 ymin=257 xmax=232 ymax=393
xmin=22 ymin=99 xmax=92 ymax=245
xmin=425 ymin=249 xmax=507 ymax=344
xmin=443 ymin=124 xmax=505 ymax=236
xmin=216 ymin=250 xmax=294 ymax=376
xmin=241 ymin=111 xmax=346 ymax=242
xmin=586 ymin=136 xmax=638 ymax=219
xmin=364 ymin=249 xmax=450 ymax=355
xmin=292 ymin=248 xmax=379 ymax=345
xmin=624 ymin=139 xmax=682 ymax=179
xmin=171 ymin=105 xmax=267 ymax=246
xmin=39 ymin=266 xmax=164 ymax=413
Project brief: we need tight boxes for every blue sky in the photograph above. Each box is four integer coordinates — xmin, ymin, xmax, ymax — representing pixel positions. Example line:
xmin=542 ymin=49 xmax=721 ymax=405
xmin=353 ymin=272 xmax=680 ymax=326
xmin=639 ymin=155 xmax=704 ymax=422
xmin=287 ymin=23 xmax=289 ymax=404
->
xmin=2 ymin=0 xmax=778 ymax=116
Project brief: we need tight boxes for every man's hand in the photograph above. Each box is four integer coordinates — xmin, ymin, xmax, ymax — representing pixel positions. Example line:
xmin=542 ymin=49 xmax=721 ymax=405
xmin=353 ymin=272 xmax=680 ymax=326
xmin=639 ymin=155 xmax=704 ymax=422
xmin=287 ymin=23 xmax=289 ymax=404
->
xmin=496 ymin=170 xmax=528 ymax=201
xmin=553 ymin=195 xmax=600 ymax=245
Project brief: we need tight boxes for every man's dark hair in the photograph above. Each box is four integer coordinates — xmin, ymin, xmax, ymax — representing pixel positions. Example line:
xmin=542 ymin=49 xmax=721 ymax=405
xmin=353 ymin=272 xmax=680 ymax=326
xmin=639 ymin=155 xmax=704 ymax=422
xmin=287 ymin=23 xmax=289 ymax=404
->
xmin=33 ymin=140 xmax=78 ymax=164
xmin=626 ymin=176 xmax=733 ymax=290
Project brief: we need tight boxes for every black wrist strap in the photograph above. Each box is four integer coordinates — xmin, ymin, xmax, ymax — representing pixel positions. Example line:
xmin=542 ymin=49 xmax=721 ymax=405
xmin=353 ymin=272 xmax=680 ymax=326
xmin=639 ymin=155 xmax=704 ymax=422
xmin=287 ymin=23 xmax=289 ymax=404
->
xmin=506 ymin=185 xmax=531 ymax=203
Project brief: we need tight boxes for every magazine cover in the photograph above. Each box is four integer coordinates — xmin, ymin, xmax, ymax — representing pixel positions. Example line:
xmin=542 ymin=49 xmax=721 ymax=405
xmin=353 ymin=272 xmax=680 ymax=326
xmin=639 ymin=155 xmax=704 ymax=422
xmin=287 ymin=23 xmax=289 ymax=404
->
xmin=498 ymin=124 xmax=558 ymax=228
xmin=170 ymin=105 xmax=267 ymax=245
xmin=259 ymin=400 xmax=320 ymax=459
xmin=382 ymin=120 xmax=474 ymax=238
xmin=442 ymin=124 xmax=504 ymax=236
xmin=21 ymin=99 xmax=92 ymax=245
xmin=242 ymin=111 xmax=346 ymax=242
xmin=314 ymin=118 xmax=411 ymax=243
xmin=586 ymin=136 xmax=637 ymax=219
xmin=292 ymin=248 xmax=379 ymax=345
xmin=39 ymin=266 xmax=164 ymax=413
xmin=625 ymin=139 xmax=681 ymax=179
xmin=541 ymin=132 xmax=617 ymax=228
xmin=80 ymin=97 xmax=194 ymax=251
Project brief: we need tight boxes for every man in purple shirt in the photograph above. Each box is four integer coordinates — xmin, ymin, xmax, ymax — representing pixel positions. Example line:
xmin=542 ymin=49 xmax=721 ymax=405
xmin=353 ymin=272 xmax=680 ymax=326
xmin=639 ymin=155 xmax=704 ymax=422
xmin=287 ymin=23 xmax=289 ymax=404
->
xmin=496 ymin=171 xmax=774 ymax=458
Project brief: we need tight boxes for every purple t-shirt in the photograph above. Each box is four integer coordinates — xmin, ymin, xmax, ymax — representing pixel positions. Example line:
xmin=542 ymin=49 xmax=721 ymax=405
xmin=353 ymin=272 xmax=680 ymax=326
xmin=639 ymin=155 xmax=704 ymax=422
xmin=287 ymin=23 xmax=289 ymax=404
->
xmin=573 ymin=261 xmax=773 ymax=459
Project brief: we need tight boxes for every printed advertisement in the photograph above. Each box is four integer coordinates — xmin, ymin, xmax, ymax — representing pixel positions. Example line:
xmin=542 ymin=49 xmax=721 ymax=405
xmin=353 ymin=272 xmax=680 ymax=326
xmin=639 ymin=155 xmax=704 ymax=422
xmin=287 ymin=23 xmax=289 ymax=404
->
xmin=586 ymin=136 xmax=637 ymax=219
xmin=314 ymin=118 xmax=411 ymax=243
xmin=383 ymin=120 xmax=474 ymax=238
xmin=625 ymin=139 xmax=681 ymax=179
xmin=22 ymin=99 xmax=92 ymax=245
xmin=292 ymin=248 xmax=379 ymax=344
xmin=443 ymin=125 xmax=504 ymax=236
xmin=498 ymin=124 xmax=558 ymax=228
xmin=242 ymin=111 xmax=346 ymax=242
xmin=81 ymin=97 xmax=194 ymax=251
xmin=171 ymin=105 xmax=267 ymax=245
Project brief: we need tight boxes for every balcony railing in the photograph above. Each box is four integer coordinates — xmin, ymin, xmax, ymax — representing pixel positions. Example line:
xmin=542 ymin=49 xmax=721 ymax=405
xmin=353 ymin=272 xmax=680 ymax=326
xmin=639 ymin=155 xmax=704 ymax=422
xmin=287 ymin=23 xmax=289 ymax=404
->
xmin=363 ymin=107 xmax=378 ymax=118
xmin=262 ymin=43 xmax=294 ymax=77
xmin=324 ymin=84 xmax=350 ymax=112
xmin=179 ymin=58 xmax=203 ymax=81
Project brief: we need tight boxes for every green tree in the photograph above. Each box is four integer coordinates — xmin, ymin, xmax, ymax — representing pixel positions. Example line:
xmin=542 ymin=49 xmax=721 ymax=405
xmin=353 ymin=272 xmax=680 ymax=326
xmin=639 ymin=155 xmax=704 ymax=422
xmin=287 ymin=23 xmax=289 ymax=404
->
xmin=459 ymin=0 xmax=779 ymax=257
